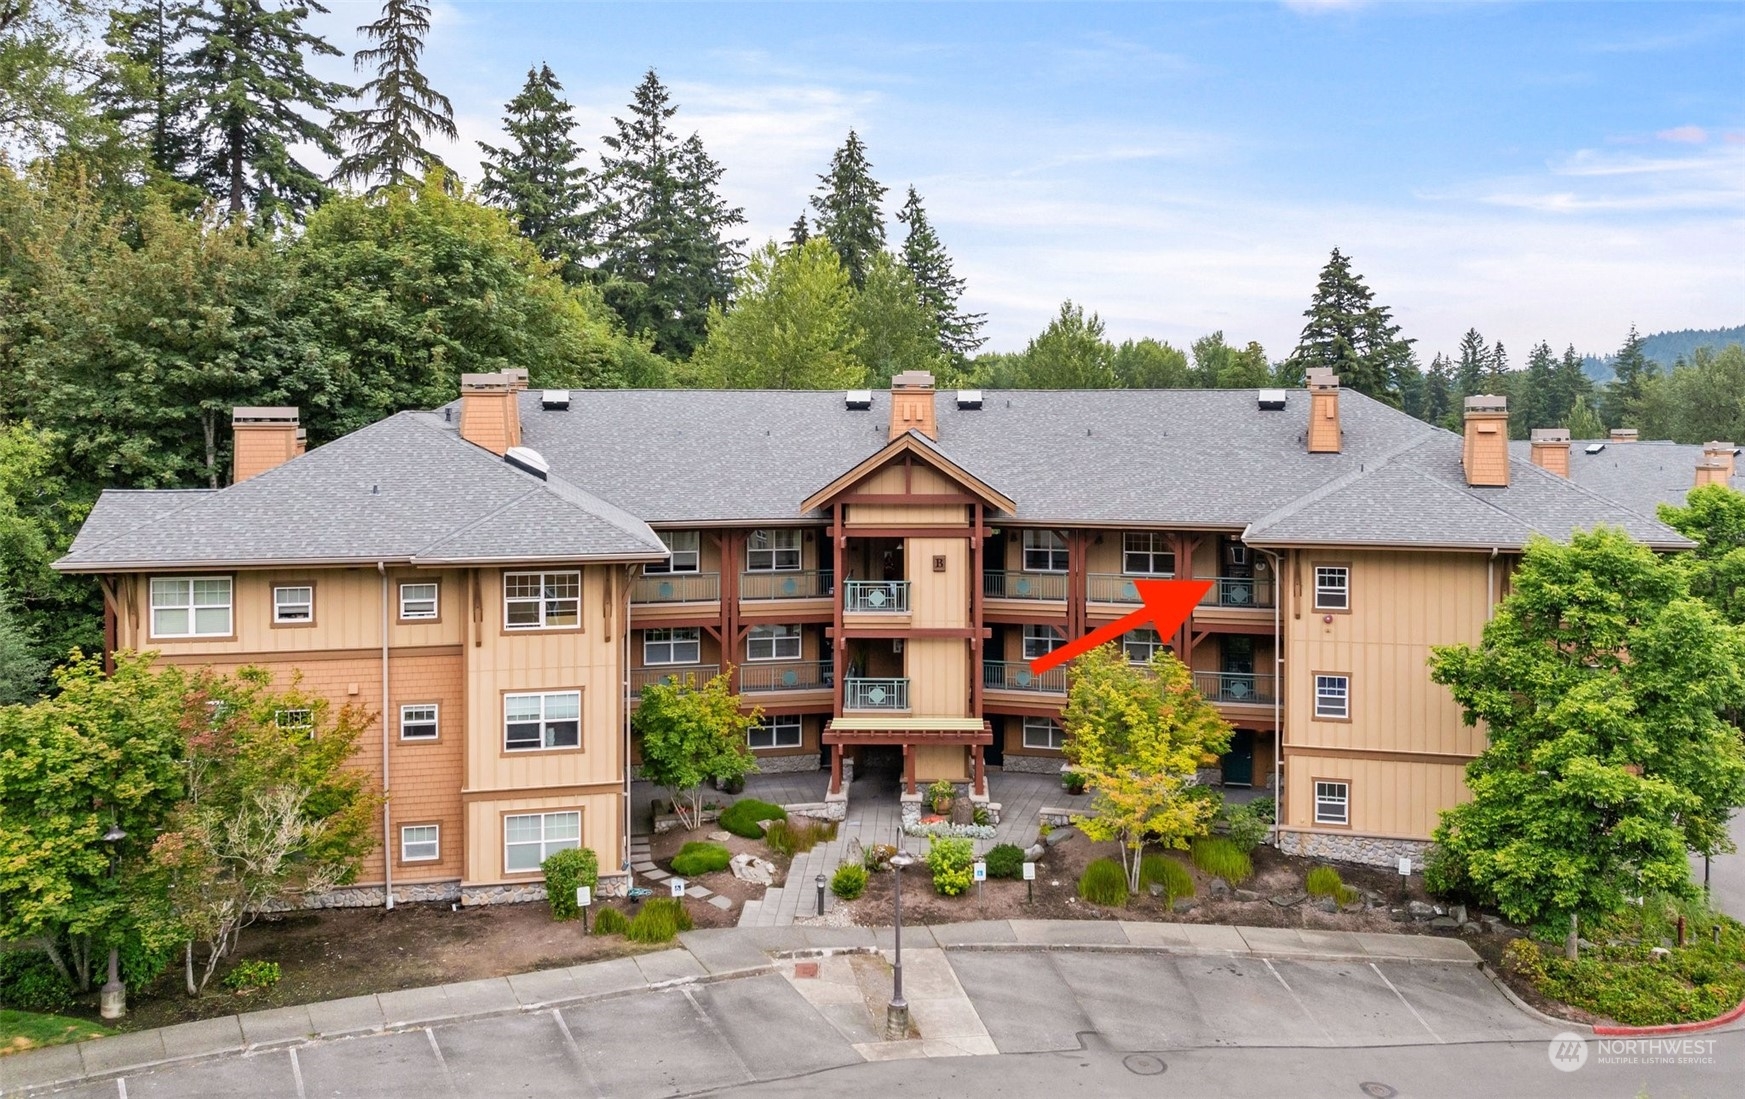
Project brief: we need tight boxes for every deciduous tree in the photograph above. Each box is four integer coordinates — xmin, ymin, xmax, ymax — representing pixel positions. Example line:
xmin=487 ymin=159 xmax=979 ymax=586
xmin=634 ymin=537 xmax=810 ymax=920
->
xmin=850 ymin=250 xmax=945 ymax=387
xmin=1659 ymin=484 xmax=1745 ymax=627
xmin=687 ymin=238 xmax=863 ymax=389
xmin=631 ymin=670 xmax=758 ymax=831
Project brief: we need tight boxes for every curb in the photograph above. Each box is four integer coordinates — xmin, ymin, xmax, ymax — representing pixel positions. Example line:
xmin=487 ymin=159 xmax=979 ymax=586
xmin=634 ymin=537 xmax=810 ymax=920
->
xmin=1592 ymin=997 xmax=1745 ymax=1037
xmin=939 ymin=941 xmax=1484 ymax=967
xmin=1478 ymin=963 xmax=1592 ymax=1033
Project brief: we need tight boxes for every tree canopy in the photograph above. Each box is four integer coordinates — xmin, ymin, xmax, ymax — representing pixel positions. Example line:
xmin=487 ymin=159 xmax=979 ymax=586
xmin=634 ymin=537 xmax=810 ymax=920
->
xmin=1284 ymin=247 xmax=1415 ymax=406
xmin=330 ymin=0 xmax=456 ymax=192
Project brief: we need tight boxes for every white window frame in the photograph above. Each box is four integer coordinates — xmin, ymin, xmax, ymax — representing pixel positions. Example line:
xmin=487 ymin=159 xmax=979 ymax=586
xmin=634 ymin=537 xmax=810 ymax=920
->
xmin=746 ymin=528 xmax=801 ymax=571
xmin=747 ymin=624 xmax=802 ymax=662
xmin=504 ymin=810 xmax=580 ymax=873
xmin=1124 ymin=627 xmax=1165 ymax=665
xmin=149 ymin=576 xmax=232 ymax=638
xmin=1021 ymin=529 xmax=1068 ymax=572
xmin=1022 ymin=624 xmax=1063 ymax=661
xmin=400 ymin=824 xmax=440 ymax=862
xmin=1314 ymin=781 xmax=1350 ymax=826
xmin=503 ymin=570 xmax=580 ymax=630
xmin=1314 ymin=674 xmax=1350 ymax=720
xmin=1022 ymin=716 xmax=1065 ymax=751
xmin=1314 ymin=566 xmax=1349 ymax=611
xmin=399 ymin=582 xmax=439 ymax=620
xmin=399 ymin=703 xmax=439 ymax=740
xmin=504 ymin=691 xmax=581 ymax=751
xmin=643 ymin=627 xmax=701 ymax=665
xmin=646 ymin=530 xmax=701 ymax=574
xmin=275 ymin=708 xmax=312 ymax=732
xmin=748 ymin=715 xmax=802 ymax=750
xmin=272 ymin=585 xmax=313 ymax=624
xmin=1122 ymin=532 xmax=1175 ymax=576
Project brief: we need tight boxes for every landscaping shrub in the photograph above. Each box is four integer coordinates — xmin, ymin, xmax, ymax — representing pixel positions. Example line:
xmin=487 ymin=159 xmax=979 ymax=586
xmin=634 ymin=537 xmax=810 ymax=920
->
xmin=1078 ymin=858 xmax=1129 ymax=907
xmin=592 ymin=907 xmax=631 ymax=936
xmin=1222 ymin=799 xmax=1273 ymax=853
xmin=1501 ymin=938 xmax=1547 ymax=982
xmin=984 ymin=843 xmax=1026 ymax=880
xmin=831 ymin=862 xmax=868 ymax=900
xmin=720 ymin=799 xmax=787 ymax=838
xmin=0 ymin=952 xmax=73 ymax=1014
xmin=863 ymin=843 xmax=897 ymax=871
xmin=221 ymin=960 xmax=282 ymax=992
xmin=670 ymin=841 xmax=732 ymax=877
xmin=626 ymin=898 xmax=694 ymax=944
xmin=972 ymin=805 xmax=991 ymax=826
xmin=1305 ymin=866 xmax=1357 ymax=905
xmin=765 ymin=817 xmax=837 ymax=858
xmin=1191 ymin=837 xmax=1253 ymax=883
xmin=542 ymin=847 xmax=600 ymax=922
xmin=1139 ymin=854 xmax=1194 ymax=902
xmin=926 ymin=837 xmax=975 ymax=897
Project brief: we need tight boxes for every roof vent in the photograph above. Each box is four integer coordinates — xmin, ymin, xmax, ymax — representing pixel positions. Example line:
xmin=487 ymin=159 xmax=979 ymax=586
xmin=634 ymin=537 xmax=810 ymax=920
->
xmin=956 ymin=389 xmax=983 ymax=410
xmin=1257 ymin=389 xmax=1287 ymax=411
xmin=540 ymin=389 xmax=570 ymax=410
xmin=504 ymin=446 xmax=550 ymax=481
xmin=1585 ymin=443 xmax=1606 ymax=454
xmin=845 ymin=389 xmax=873 ymax=411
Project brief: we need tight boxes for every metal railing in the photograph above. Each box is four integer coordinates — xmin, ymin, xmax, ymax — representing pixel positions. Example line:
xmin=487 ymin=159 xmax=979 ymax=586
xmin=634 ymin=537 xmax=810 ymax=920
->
xmin=738 ymin=569 xmax=833 ymax=600
xmin=1087 ymin=572 xmax=1174 ymax=603
xmin=1192 ymin=671 xmax=1276 ymax=705
xmin=982 ymin=570 xmax=1067 ymax=600
xmin=982 ymin=660 xmax=1067 ymax=694
xmin=1198 ymin=576 xmax=1275 ymax=609
xmin=739 ymin=660 xmax=834 ymax=693
xmin=628 ymin=664 xmax=720 ymax=695
xmin=630 ymin=571 xmax=719 ymax=604
xmin=844 ymin=580 xmax=910 ymax=613
xmin=844 ymin=677 xmax=909 ymax=710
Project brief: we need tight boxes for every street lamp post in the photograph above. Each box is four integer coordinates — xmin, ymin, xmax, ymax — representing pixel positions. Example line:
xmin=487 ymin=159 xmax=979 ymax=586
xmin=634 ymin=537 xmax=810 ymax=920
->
xmin=99 ymin=823 xmax=127 ymax=1021
xmin=886 ymin=849 xmax=916 ymax=1041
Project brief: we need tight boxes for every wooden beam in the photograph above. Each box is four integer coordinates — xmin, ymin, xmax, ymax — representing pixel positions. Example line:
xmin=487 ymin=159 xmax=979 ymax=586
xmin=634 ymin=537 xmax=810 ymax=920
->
xmin=836 ymin=493 xmax=978 ymax=506
xmin=822 ymin=728 xmax=995 ymax=745
xmin=840 ymin=527 xmax=994 ymax=541
xmin=834 ymin=627 xmax=990 ymax=640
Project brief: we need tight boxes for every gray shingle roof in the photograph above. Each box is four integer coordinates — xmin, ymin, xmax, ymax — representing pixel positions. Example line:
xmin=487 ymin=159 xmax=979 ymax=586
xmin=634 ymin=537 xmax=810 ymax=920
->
xmin=65 ymin=490 xmax=215 ymax=558
xmin=1508 ymin=439 xmax=1738 ymax=520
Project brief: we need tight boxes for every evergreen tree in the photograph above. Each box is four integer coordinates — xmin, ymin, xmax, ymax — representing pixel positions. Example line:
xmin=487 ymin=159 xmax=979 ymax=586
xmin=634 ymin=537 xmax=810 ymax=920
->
xmin=1454 ymin=328 xmax=1488 ymax=401
xmin=330 ymin=0 xmax=456 ymax=193
xmin=1487 ymin=339 xmax=1510 ymax=389
xmin=809 ymin=130 xmax=885 ymax=290
xmin=1423 ymin=352 xmax=1454 ymax=427
xmin=1284 ymin=248 xmax=1414 ymax=405
xmin=1566 ymin=395 xmax=1604 ymax=440
xmin=1604 ymin=325 xmax=1655 ymax=428
xmin=477 ymin=64 xmax=590 ymax=277
xmin=1396 ymin=353 xmax=1426 ymax=420
xmin=1549 ymin=344 xmax=1592 ymax=427
xmin=1519 ymin=341 xmax=1557 ymax=433
xmin=175 ymin=0 xmax=349 ymax=223
xmin=101 ymin=0 xmax=194 ymax=176
xmin=896 ymin=186 xmax=985 ymax=364
xmin=786 ymin=213 xmax=809 ymax=248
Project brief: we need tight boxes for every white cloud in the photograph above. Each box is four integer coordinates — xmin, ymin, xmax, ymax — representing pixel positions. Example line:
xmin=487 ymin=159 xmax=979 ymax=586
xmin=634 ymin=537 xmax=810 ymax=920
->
xmin=1656 ymin=124 xmax=1709 ymax=144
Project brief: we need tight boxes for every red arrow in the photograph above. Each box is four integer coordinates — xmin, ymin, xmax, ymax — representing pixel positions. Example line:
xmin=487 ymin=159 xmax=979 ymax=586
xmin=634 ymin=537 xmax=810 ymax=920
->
xmin=1027 ymin=578 xmax=1213 ymax=677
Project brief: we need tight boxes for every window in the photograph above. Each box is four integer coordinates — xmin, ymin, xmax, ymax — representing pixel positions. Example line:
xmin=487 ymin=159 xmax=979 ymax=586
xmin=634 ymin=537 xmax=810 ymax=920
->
xmin=1124 ymin=627 xmax=1165 ymax=665
xmin=504 ymin=691 xmax=581 ymax=751
xmin=643 ymin=627 xmax=701 ymax=665
xmin=1123 ymin=532 xmax=1175 ymax=576
xmin=150 ymin=576 xmax=232 ymax=637
xmin=1314 ymin=674 xmax=1350 ymax=720
xmin=746 ymin=529 xmax=801 ymax=571
xmin=1022 ymin=716 xmax=1065 ymax=751
xmin=401 ymin=824 xmax=440 ymax=862
xmin=646 ymin=531 xmax=700 ymax=574
xmin=1314 ymin=781 xmax=1350 ymax=826
xmin=1022 ymin=624 xmax=1063 ymax=660
xmin=272 ymin=585 xmax=313 ymax=624
xmin=504 ymin=810 xmax=579 ymax=872
xmin=504 ymin=571 xmax=580 ymax=629
xmin=400 ymin=582 xmax=439 ymax=620
xmin=748 ymin=715 xmax=802 ymax=750
xmin=747 ymin=624 xmax=802 ymax=661
xmin=1314 ymin=566 xmax=1349 ymax=611
xmin=1022 ymin=529 xmax=1068 ymax=572
xmin=275 ymin=708 xmax=312 ymax=732
xmin=400 ymin=704 xmax=438 ymax=740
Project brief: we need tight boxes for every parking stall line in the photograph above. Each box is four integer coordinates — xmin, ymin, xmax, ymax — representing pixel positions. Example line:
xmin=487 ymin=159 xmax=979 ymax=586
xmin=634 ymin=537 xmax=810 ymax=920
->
xmin=289 ymin=1047 xmax=306 ymax=1099
xmin=1369 ymin=962 xmax=1446 ymax=1044
xmin=1263 ymin=958 xmax=1336 ymax=1045
xmin=425 ymin=1027 xmax=462 ymax=1097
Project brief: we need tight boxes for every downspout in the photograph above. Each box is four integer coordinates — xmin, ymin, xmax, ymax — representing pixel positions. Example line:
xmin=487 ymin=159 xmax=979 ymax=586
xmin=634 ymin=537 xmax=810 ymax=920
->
xmin=622 ymin=564 xmax=637 ymax=883
xmin=1260 ymin=548 xmax=1284 ymax=843
xmin=1487 ymin=547 xmax=1499 ymax=620
xmin=379 ymin=562 xmax=393 ymax=911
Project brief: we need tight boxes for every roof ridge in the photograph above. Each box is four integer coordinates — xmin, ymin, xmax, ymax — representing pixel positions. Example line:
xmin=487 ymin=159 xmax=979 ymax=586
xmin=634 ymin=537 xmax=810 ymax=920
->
xmin=1242 ymin=431 xmax=1441 ymax=539
xmin=1502 ymin=447 xmax=1690 ymax=537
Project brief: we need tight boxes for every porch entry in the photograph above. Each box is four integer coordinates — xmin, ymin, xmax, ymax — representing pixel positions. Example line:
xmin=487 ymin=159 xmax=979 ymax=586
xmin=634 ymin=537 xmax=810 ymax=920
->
xmin=823 ymin=717 xmax=993 ymax=797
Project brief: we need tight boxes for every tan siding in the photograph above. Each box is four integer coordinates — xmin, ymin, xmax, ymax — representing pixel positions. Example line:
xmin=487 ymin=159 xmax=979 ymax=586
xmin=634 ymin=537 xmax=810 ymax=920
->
xmin=907 ymin=538 xmax=967 ymax=628
xmin=463 ymin=791 xmax=621 ymax=887
xmin=1283 ymin=753 xmax=1470 ymax=839
xmin=907 ymin=637 xmax=967 ymax=715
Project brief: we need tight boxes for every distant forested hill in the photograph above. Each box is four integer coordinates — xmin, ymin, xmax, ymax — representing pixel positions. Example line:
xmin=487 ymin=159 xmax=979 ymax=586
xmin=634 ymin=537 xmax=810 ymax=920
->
xmin=1583 ymin=325 xmax=1745 ymax=381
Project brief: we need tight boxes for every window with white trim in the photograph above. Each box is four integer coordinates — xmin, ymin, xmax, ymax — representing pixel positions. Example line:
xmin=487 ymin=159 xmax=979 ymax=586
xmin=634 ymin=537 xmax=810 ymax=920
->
xmin=272 ymin=585 xmax=312 ymax=623
xmin=746 ymin=529 xmax=801 ymax=571
xmin=275 ymin=708 xmax=312 ymax=732
xmin=1314 ymin=566 xmax=1349 ymax=611
xmin=1314 ymin=781 xmax=1350 ymax=825
xmin=1124 ymin=627 xmax=1166 ymax=665
xmin=400 ymin=582 xmax=439 ymax=619
xmin=643 ymin=627 xmax=701 ymax=665
xmin=747 ymin=624 xmax=801 ymax=661
xmin=1022 ymin=624 xmax=1063 ymax=660
xmin=1021 ymin=529 xmax=1068 ymax=572
xmin=1022 ymin=716 xmax=1065 ymax=751
xmin=503 ymin=571 xmax=580 ymax=629
xmin=748 ymin=715 xmax=802 ymax=750
xmin=1122 ymin=532 xmax=1175 ymax=576
xmin=504 ymin=691 xmax=581 ymax=751
xmin=150 ymin=576 xmax=232 ymax=637
xmin=504 ymin=810 xmax=579 ymax=872
xmin=1314 ymin=674 xmax=1350 ymax=719
xmin=646 ymin=531 xmax=700 ymax=574
xmin=400 ymin=704 xmax=438 ymax=740
xmin=401 ymin=824 xmax=440 ymax=862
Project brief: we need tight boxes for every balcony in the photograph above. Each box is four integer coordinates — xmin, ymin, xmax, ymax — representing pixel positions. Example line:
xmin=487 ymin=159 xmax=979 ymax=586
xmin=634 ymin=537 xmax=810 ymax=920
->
xmin=629 ymin=664 xmax=720 ymax=695
xmin=982 ymin=570 xmax=1067 ymax=601
xmin=982 ymin=659 xmax=1066 ymax=694
xmin=631 ymin=572 xmax=719 ymax=604
xmin=1199 ymin=576 xmax=1275 ymax=610
xmin=844 ymin=677 xmax=909 ymax=711
xmin=739 ymin=569 xmax=833 ymax=600
xmin=1086 ymin=573 xmax=1169 ymax=603
xmin=739 ymin=659 xmax=834 ymax=694
xmin=1192 ymin=671 xmax=1276 ymax=706
xmin=844 ymin=580 xmax=910 ymax=613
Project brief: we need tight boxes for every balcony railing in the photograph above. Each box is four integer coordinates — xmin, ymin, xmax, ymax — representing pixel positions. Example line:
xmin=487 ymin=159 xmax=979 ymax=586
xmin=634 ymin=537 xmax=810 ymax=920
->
xmin=629 ymin=664 xmax=720 ymax=695
xmin=1087 ymin=572 xmax=1173 ymax=603
xmin=982 ymin=570 xmax=1067 ymax=601
xmin=1192 ymin=671 xmax=1276 ymax=705
xmin=631 ymin=571 xmax=720 ymax=604
xmin=738 ymin=569 xmax=833 ymax=600
xmin=739 ymin=660 xmax=834 ymax=693
xmin=1199 ymin=576 xmax=1275 ymax=609
xmin=844 ymin=677 xmax=909 ymax=710
xmin=982 ymin=659 xmax=1066 ymax=694
xmin=844 ymin=580 xmax=910 ymax=613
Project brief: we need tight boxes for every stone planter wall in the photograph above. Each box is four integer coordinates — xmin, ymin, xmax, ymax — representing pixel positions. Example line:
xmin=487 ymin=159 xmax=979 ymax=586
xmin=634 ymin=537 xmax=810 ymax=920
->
xmin=783 ymin=801 xmax=847 ymax=823
xmin=1276 ymin=829 xmax=1429 ymax=869
xmin=1000 ymin=754 xmax=1063 ymax=775
xmin=258 ymin=880 xmax=464 ymax=911
xmin=749 ymin=753 xmax=821 ymax=775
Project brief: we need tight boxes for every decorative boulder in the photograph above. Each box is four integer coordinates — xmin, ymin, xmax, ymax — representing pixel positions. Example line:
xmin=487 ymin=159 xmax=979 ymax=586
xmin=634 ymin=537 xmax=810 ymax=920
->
xmin=729 ymin=853 xmax=778 ymax=886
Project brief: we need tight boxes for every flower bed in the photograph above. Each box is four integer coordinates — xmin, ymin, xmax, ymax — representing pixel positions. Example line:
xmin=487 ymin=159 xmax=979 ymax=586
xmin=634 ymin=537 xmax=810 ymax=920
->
xmin=902 ymin=816 xmax=997 ymax=841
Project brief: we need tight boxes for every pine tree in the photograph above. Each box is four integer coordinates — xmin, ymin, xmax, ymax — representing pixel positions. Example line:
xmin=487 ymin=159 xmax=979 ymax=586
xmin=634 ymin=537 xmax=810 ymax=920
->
xmin=1520 ymin=341 xmax=1557 ymax=434
xmin=897 ymin=186 xmax=985 ymax=365
xmin=1567 ymin=394 xmax=1605 ymax=440
xmin=809 ymin=130 xmax=886 ymax=290
xmin=101 ymin=0 xmax=194 ymax=176
xmin=1604 ymin=324 xmax=1655 ymax=428
xmin=1454 ymin=328 xmax=1488 ymax=401
xmin=787 ymin=213 xmax=809 ymax=248
xmin=330 ymin=0 xmax=456 ymax=193
xmin=1284 ymin=248 xmax=1414 ymax=405
xmin=1487 ymin=339 xmax=1510 ymax=388
xmin=477 ymin=64 xmax=591 ymax=277
xmin=1424 ymin=352 xmax=1454 ymax=427
xmin=176 ymin=0 xmax=350 ymax=223
xmin=1550 ymin=344 xmax=1593 ymax=427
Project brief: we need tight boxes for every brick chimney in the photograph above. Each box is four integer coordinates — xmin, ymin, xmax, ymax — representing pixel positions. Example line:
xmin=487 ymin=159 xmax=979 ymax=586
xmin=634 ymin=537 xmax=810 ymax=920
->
xmin=1306 ymin=368 xmax=1340 ymax=454
xmin=1462 ymin=395 xmax=1510 ymax=487
xmin=1609 ymin=427 xmax=1639 ymax=444
xmin=889 ymin=370 xmax=938 ymax=441
xmin=459 ymin=373 xmax=522 ymax=456
xmin=1528 ymin=427 xmax=1571 ymax=477
xmin=231 ymin=407 xmax=304 ymax=484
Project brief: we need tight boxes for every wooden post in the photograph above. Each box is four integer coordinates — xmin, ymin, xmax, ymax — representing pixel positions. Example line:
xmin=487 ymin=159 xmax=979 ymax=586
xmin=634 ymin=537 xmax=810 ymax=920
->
xmin=829 ymin=740 xmax=843 ymax=795
xmin=903 ymin=742 xmax=917 ymax=796
xmin=969 ymin=502 xmax=984 ymax=717
xmin=833 ymin=505 xmax=846 ymax=717
xmin=973 ymin=743 xmax=986 ymax=796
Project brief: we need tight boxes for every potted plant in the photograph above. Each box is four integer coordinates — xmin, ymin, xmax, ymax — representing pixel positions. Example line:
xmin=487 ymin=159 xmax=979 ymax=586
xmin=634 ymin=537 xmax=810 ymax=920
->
xmin=719 ymin=774 xmax=746 ymax=795
xmin=1062 ymin=770 xmax=1087 ymax=796
xmin=927 ymin=779 xmax=956 ymax=815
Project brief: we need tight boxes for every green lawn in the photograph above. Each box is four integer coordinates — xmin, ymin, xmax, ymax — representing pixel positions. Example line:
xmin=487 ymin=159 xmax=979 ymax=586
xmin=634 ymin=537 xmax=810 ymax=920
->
xmin=0 ymin=1009 xmax=111 ymax=1054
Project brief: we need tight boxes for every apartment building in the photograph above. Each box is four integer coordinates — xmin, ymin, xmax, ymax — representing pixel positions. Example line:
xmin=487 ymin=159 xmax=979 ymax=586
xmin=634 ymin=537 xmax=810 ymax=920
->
xmin=56 ymin=371 xmax=1691 ymax=901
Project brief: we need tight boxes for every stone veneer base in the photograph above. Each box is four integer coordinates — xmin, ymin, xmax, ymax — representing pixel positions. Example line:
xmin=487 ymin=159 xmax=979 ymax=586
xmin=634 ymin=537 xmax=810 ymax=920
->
xmin=751 ymin=752 xmax=824 ymax=775
xmin=1276 ymin=830 xmax=1430 ymax=869
xmin=278 ymin=870 xmax=632 ymax=910
xmin=1000 ymin=754 xmax=1064 ymax=775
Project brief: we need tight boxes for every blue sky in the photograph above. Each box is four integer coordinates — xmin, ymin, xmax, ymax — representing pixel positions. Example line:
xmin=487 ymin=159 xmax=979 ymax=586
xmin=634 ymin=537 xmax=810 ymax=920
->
xmin=311 ymin=1 xmax=1745 ymax=361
